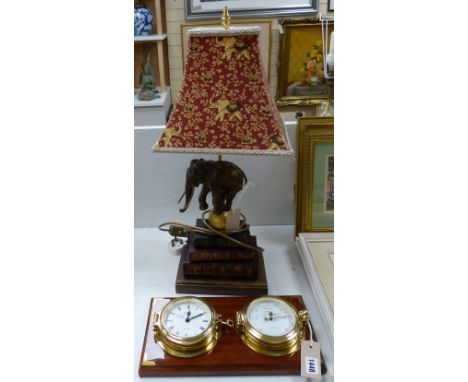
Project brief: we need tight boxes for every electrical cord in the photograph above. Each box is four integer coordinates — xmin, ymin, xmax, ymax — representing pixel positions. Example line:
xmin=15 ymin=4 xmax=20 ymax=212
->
xmin=158 ymin=211 xmax=264 ymax=254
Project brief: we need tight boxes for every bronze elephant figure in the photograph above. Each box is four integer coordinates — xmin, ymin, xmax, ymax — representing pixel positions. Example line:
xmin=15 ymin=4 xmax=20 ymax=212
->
xmin=178 ymin=159 xmax=248 ymax=215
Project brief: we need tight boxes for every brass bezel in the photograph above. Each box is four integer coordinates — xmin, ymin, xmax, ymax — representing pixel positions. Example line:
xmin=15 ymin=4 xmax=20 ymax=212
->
xmin=153 ymin=296 xmax=221 ymax=358
xmin=236 ymin=296 xmax=308 ymax=356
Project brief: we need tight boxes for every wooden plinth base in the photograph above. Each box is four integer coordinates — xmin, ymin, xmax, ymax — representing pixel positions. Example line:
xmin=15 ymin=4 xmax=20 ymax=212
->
xmin=175 ymin=250 xmax=268 ymax=295
xmin=139 ymin=296 xmax=327 ymax=377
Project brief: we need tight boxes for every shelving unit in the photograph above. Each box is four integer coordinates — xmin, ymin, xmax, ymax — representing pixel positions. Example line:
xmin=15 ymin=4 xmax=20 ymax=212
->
xmin=134 ymin=0 xmax=171 ymax=125
xmin=134 ymin=34 xmax=167 ymax=42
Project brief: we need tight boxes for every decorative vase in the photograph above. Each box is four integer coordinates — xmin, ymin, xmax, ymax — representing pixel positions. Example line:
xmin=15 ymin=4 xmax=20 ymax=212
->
xmin=308 ymin=76 xmax=320 ymax=86
xmin=134 ymin=5 xmax=153 ymax=36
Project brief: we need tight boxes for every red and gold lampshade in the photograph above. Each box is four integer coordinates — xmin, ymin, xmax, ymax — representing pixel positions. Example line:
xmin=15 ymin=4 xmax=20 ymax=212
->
xmin=153 ymin=26 xmax=292 ymax=155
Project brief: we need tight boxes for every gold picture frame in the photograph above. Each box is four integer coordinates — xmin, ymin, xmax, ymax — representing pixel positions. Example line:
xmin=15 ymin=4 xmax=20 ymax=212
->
xmin=295 ymin=117 xmax=334 ymax=236
xmin=276 ymin=18 xmax=334 ymax=107
xmin=180 ymin=20 xmax=272 ymax=82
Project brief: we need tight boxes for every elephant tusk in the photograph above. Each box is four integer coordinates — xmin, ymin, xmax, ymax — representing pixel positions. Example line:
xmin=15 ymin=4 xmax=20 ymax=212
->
xmin=179 ymin=187 xmax=195 ymax=212
xmin=177 ymin=191 xmax=186 ymax=204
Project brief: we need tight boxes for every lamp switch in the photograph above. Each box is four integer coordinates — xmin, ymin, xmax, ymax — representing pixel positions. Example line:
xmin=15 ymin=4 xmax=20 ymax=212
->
xmin=168 ymin=225 xmax=188 ymax=238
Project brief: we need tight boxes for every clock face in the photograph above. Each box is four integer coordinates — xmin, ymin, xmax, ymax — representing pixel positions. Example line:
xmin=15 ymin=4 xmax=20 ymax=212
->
xmin=246 ymin=298 xmax=296 ymax=337
xmin=162 ymin=298 xmax=212 ymax=339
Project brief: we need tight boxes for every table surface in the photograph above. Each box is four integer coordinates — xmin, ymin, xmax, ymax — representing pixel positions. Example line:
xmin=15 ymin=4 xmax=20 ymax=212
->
xmin=134 ymin=225 xmax=334 ymax=382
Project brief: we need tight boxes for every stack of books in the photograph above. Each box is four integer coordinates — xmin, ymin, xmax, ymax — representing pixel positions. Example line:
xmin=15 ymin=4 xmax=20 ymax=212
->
xmin=182 ymin=220 xmax=259 ymax=280
xmin=175 ymin=219 xmax=268 ymax=295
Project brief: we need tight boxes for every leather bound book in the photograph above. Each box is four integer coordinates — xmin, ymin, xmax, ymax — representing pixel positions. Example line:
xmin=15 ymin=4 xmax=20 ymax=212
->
xmin=193 ymin=219 xmax=251 ymax=249
xmin=182 ymin=246 xmax=258 ymax=280
xmin=187 ymin=234 xmax=258 ymax=262
xmin=175 ymin=250 xmax=268 ymax=296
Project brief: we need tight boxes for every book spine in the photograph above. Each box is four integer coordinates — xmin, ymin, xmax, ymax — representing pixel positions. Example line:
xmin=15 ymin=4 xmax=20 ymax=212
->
xmin=193 ymin=238 xmax=247 ymax=249
xmin=188 ymin=251 xmax=256 ymax=262
xmin=183 ymin=262 xmax=258 ymax=280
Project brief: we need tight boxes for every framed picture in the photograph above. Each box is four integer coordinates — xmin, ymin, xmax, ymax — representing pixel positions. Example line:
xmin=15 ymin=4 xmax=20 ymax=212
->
xmin=276 ymin=18 xmax=334 ymax=107
xmin=295 ymin=117 xmax=334 ymax=235
xmin=328 ymin=0 xmax=334 ymax=12
xmin=180 ymin=20 xmax=272 ymax=82
xmin=185 ymin=0 xmax=318 ymax=20
xmin=296 ymin=232 xmax=334 ymax=346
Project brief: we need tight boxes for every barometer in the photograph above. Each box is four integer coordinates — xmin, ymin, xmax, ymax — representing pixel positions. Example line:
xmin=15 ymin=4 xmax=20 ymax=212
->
xmin=153 ymin=296 xmax=234 ymax=357
xmin=236 ymin=296 xmax=308 ymax=356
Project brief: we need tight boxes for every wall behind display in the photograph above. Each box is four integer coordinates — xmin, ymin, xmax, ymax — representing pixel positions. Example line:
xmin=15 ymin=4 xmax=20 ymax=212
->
xmin=135 ymin=121 xmax=297 ymax=228
xmin=164 ymin=0 xmax=333 ymax=104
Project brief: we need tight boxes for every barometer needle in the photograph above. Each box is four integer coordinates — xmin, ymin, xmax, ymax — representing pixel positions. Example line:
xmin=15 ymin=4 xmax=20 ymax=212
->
xmin=266 ymin=315 xmax=290 ymax=320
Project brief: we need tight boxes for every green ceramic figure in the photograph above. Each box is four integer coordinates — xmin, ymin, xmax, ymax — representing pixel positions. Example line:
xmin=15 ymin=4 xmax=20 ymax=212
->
xmin=138 ymin=53 xmax=160 ymax=101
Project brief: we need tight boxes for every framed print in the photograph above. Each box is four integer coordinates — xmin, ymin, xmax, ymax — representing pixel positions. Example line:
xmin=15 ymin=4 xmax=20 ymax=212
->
xmin=296 ymin=232 xmax=334 ymax=346
xmin=295 ymin=117 xmax=334 ymax=235
xmin=276 ymin=18 xmax=334 ymax=107
xmin=328 ymin=0 xmax=334 ymax=12
xmin=185 ymin=0 xmax=317 ymax=20
xmin=180 ymin=20 xmax=272 ymax=82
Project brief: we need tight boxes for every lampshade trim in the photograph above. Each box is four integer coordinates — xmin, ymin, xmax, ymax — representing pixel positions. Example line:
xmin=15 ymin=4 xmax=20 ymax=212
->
xmin=153 ymin=146 xmax=294 ymax=156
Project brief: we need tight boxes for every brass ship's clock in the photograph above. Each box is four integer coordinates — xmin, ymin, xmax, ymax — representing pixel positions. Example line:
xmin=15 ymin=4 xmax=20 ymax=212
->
xmin=236 ymin=296 xmax=309 ymax=356
xmin=153 ymin=296 xmax=233 ymax=358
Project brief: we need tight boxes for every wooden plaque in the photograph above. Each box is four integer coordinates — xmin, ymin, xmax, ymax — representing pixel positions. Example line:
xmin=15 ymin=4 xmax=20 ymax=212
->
xmin=138 ymin=295 xmax=327 ymax=377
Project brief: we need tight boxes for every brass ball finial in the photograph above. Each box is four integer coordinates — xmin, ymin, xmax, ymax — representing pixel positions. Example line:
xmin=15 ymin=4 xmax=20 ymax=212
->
xmin=221 ymin=6 xmax=230 ymax=29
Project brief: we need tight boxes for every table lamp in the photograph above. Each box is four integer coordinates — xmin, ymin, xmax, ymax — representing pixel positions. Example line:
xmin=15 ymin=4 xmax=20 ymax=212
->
xmin=153 ymin=9 xmax=292 ymax=237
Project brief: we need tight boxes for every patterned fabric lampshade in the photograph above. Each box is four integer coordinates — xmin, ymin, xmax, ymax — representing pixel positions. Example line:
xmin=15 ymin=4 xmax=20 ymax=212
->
xmin=153 ymin=26 xmax=292 ymax=155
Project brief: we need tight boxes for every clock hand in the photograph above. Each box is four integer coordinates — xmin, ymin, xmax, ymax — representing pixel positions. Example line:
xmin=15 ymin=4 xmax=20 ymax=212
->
xmin=187 ymin=312 xmax=206 ymax=322
xmin=185 ymin=310 xmax=191 ymax=323
xmin=188 ymin=312 xmax=206 ymax=322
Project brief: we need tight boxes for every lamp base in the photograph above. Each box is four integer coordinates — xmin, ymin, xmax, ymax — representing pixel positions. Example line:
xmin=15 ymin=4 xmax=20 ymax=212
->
xmin=175 ymin=247 xmax=268 ymax=296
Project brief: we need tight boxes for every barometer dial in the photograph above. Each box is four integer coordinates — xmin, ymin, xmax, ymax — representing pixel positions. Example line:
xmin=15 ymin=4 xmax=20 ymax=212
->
xmin=246 ymin=298 xmax=296 ymax=336
xmin=236 ymin=296 xmax=309 ymax=357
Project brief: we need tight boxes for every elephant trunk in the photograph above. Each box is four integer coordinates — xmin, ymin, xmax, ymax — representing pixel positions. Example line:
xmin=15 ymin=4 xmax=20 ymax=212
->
xmin=178 ymin=181 xmax=195 ymax=213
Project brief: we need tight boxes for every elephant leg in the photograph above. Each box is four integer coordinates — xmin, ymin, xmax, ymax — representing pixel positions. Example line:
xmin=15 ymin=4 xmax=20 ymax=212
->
xmin=198 ymin=184 xmax=210 ymax=210
xmin=211 ymin=190 xmax=225 ymax=215
xmin=223 ymin=190 xmax=237 ymax=212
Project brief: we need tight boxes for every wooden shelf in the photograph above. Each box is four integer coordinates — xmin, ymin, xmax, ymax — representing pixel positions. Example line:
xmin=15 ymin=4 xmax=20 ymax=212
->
xmin=134 ymin=34 xmax=167 ymax=42
xmin=134 ymin=89 xmax=170 ymax=108
xmin=134 ymin=0 xmax=169 ymax=91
